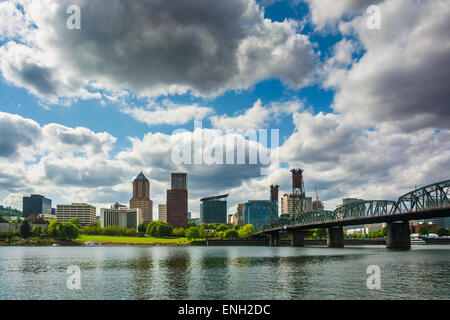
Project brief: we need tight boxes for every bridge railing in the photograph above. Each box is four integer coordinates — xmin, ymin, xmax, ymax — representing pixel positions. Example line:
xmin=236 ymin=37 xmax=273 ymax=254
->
xmin=394 ymin=179 xmax=450 ymax=213
xmin=258 ymin=179 xmax=450 ymax=233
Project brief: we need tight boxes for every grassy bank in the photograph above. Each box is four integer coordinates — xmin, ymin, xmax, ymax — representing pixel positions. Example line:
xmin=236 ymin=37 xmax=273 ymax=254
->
xmin=76 ymin=234 xmax=193 ymax=246
xmin=0 ymin=237 xmax=79 ymax=246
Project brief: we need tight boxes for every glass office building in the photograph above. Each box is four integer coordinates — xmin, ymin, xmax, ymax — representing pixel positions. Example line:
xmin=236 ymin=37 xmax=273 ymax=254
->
xmin=244 ymin=200 xmax=278 ymax=231
xmin=22 ymin=194 xmax=52 ymax=218
xmin=200 ymin=195 xmax=228 ymax=224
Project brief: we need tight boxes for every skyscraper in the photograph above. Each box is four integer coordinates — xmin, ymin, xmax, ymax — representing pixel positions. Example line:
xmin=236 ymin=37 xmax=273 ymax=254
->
xmin=167 ymin=172 xmax=188 ymax=228
xmin=22 ymin=194 xmax=52 ymax=218
xmin=130 ymin=172 xmax=153 ymax=225
xmin=200 ymin=194 xmax=228 ymax=224
xmin=171 ymin=172 xmax=187 ymax=190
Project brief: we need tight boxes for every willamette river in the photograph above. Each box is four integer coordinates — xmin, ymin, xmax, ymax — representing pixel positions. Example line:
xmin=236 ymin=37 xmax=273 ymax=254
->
xmin=0 ymin=245 xmax=448 ymax=300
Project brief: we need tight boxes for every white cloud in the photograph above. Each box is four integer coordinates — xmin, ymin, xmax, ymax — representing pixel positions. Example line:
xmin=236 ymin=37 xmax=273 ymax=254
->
xmin=324 ymin=0 xmax=450 ymax=131
xmin=0 ymin=0 xmax=319 ymax=102
xmin=210 ymin=99 xmax=302 ymax=129
xmin=121 ymin=101 xmax=213 ymax=126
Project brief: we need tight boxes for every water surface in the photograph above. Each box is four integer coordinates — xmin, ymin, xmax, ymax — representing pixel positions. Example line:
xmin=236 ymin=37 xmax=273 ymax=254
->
xmin=0 ymin=245 xmax=448 ymax=300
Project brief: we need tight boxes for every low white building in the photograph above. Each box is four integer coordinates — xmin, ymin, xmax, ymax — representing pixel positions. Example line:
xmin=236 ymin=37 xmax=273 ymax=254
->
xmin=100 ymin=207 xmax=142 ymax=230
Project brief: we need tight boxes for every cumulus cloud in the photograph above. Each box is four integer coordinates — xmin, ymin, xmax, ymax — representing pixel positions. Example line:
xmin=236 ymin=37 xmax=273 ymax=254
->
xmin=0 ymin=0 xmax=318 ymax=102
xmin=324 ymin=0 xmax=450 ymax=131
xmin=0 ymin=111 xmax=41 ymax=158
xmin=305 ymin=0 xmax=376 ymax=29
xmin=121 ymin=101 xmax=213 ymax=126
xmin=210 ymin=99 xmax=302 ymax=129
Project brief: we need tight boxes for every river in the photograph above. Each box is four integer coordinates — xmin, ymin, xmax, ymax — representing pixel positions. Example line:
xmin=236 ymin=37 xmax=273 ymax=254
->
xmin=0 ymin=245 xmax=448 ymax=300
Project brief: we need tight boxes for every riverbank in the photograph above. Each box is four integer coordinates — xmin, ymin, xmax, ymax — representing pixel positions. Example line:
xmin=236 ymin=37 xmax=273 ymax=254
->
xmin=75 ymin=234 xmax=198 ymax=246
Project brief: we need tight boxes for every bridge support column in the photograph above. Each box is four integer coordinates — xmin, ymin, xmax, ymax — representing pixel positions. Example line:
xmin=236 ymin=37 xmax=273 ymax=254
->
xmin=386 ymin=221 xmax=410 ymax=249
xmin=289 ymin=230 xmax=304 ymax=247
xmin=327 ymin=226 xmax=344 ymax=248
xmin=267 ymin=232 xmax=280 ymax=246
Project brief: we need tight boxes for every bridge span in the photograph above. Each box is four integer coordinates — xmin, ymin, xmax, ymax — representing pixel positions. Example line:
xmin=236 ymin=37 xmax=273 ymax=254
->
xmin=255 ymin=179 xmax=450 ymax=249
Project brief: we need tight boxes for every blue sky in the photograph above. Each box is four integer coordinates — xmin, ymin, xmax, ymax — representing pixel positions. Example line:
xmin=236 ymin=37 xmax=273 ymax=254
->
xmin=0 ymin=0 xmax=449 ymax=218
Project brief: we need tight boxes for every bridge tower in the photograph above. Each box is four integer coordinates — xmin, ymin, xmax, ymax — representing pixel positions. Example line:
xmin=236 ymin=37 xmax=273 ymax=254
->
xmin=291 ymin=169 xmax=305 ymax=222
xmin=270 ymin=185 xmax=279 ymax=225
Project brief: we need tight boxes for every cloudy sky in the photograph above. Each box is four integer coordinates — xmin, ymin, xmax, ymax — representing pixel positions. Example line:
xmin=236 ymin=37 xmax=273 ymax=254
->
xmin=0 ymin=0 xmax=449 ymax=219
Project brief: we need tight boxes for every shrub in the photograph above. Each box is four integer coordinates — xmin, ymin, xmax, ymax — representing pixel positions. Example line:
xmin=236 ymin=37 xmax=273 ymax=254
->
xmin=146 ymin=221 xmax=173 ymax=237
xmin=238 ymin=224 xmax=255 ymax=238
xmin=172 ymin=227 xmax=186 ymax=237
xmin=224 ymin=229 xmax=239 ymax=239
xmin=185 ymin=227 xmax=200 ymax=240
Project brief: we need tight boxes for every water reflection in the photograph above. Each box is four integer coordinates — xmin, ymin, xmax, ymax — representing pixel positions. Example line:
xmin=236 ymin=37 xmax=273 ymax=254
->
xmin=0 ymin=246 xmax=448 ymax=300
xmin=159 ymin=250 xmax=191 ymax=299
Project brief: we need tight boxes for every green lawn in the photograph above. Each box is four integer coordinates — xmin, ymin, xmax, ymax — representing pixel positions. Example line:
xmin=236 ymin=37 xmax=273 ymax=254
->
xmin=77 ymin=234 xmax=191 ymax=245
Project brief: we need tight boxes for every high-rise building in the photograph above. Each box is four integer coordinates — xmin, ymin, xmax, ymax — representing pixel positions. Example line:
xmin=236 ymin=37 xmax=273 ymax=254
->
xmin=200 ymin=194 xmax=228 ymax=224
xmin=167 ymin=172 xmax=188 ymax=228
xmin=22 ymin=194 xmax=52 ymax=218
xmin=244 ymin=200 xmax=275 ymax=231
xmin=130 ymin=172 xmax=153 ymax=225
xmin=100 ymin=207 xmax=142 ymax=229
xmin=167 ymin=189 xmax=188 ymax=228
xmin=171 ymin=172 xmax=187 ymax=190
xmin=158 ymin=204 xmax=167 ymax=223
xmin=236 ymin=203 xmax=245 ymax=226
xmin=281 ymin=194 xmax=312 ymax=216
xmin=56 ymin=203 xmax=96 ymax=227
xmin=313 ymin=200 xmax=324 ymax=210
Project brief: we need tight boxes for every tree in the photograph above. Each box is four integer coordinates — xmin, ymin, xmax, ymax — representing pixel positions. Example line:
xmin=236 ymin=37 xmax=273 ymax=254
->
xmin=48 ymin=220 xmax=63 ymax=239
xmin=146 ymin=221 xmax=173 ymax=237
xmin=188 ymin=221 xmax=199 ymax=228
xmin=238 ymin=224 xmax=255 ymax=238
xmin=224 ymin=229 xmax=239 ymax=239
xmin=32 ymin=225 xmax=42 ymax=237
xmin=62 ymin=222 xmax=79 ymax=240
xmin=435 ymin=227 xmax=449 ymax=237
xmin=418 ymin=225 xmax=430 ymax=236
xmin=68 ymin=218 xmax=80 ymax=228
xmin=185 ymin=227 xmax=201 ymax=240
xmin=216 ymin=224 xmax=229 ymax=232
xmin=316 ymin=228 xmax=327 ymax=238
xmin=5 ymin=231 xmax=17 ymax=245
xmin=20 ymin=220 xmax=32 ymax=238
xmin=172 ymin=227 xmax=186 ymax=237
xmin=138 ymin=223 xmax=147 ymax=234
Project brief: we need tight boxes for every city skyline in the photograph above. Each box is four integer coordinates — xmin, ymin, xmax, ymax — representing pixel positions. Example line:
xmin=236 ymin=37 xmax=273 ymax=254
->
xmin=0 ymin=0 xmax=449 ymax=222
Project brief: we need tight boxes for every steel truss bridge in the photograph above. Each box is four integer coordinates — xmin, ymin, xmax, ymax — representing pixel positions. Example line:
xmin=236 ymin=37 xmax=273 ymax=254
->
xmin=257 ymin=179 xmax=450 ymax=234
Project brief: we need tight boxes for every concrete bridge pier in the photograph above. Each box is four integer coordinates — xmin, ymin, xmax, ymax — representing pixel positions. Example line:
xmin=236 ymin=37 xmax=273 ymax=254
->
xmin=267 ymin=231 xmax=280 ymax=246
xmin=327 ymin=226 xmax=344 ymax=248
xmin=386 ymin=221 xmax=410 ymax=249
xmin=289 ymin=230 xmax=304 ymax=247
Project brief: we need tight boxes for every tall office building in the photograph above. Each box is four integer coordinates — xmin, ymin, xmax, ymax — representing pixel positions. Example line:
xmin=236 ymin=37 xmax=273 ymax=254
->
xmin=100 ymin=207 xmax=142 ymax=229
xmin=158 ymin=204 xmax=167 ymax=223
xmin=167 ymin=173 xmax=188 ymax=228
xmin=56 ymin=203 xmax=96 ymax=227
xmin=244 ymin=200 xmax=274 ymax=231
xmin=22 ymin=194 xmax=52 ymax=218
xmin=236 ymin=203 xmax=246 ymax=226
xmin=200 ymin=194 xmax=228 ymax=224
xmin=171 ymin=173 xmax=187 ymax=190
xmin=281 ymin=194 xmax=312 ymax=216
xmin=130 ymin=172 xmax=153 ymax=225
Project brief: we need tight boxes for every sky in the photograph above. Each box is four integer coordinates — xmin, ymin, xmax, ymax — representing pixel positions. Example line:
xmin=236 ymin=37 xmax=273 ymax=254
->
xmin=0 ymin=0 xmax=449 ymax=219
